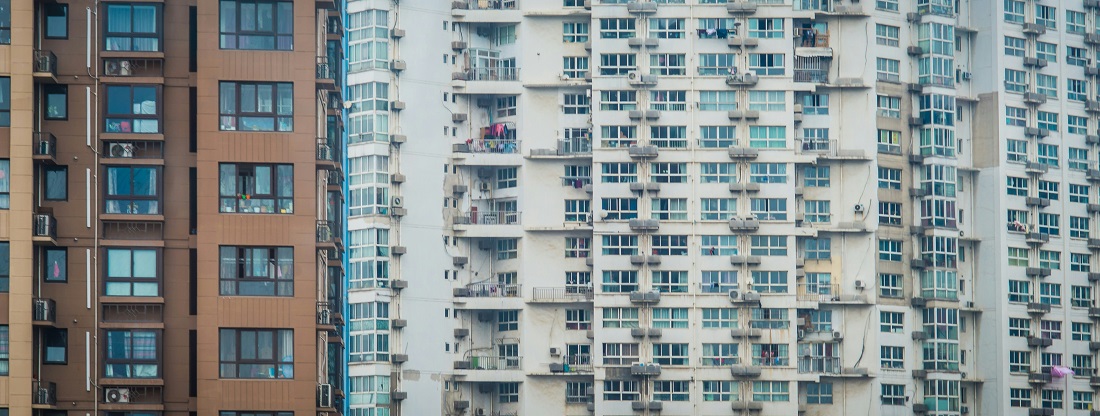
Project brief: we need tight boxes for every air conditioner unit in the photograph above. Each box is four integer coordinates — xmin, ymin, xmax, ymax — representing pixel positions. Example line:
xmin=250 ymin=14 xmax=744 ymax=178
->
xmin=961 ymin=72 xmax=972 ymax=80
xmin=318 ymin=383 xmax=333 ymax=408
xmin=550 ymin=347 xmax=561 ymax=356
xmin=797 ymin=330 xmax=805 ymax=339
xmin=105 ymin=60 xmax=132 ymax=76
xmin=959 ymin=230 xmax=965 ymax=237
xmin=728 ymin=290 xmax=739 ymax=300
xmin=961 ymin=406 xmax=970 ymax=414
xmin=854 ymin=280 xmax=865 ymax=289
xmin=391 ymin=196 xmax=404 ymax=208
xmin=109 ymin=142 xmax=135 ymax=158
xmin=479 ymin=182 xmax=491 ymax=192
xmin=832 ymin=331 xmax=843 ymax=340
xmin=627 ymin=71 xmax=641 ymax=80
xmin=477 ymin=240 xmax=493 ymax=250
xmin=853 ymin=203 xmax=865 ymax=212
xmin=105 ymin=388 xmax=131 ymax=403
xmin=475 ymin=409 xmax=487 ymax=416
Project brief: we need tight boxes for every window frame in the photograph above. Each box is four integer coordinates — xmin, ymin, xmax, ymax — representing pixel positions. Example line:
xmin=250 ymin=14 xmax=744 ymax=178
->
xmin=218 ymin=328 xmax=295 ymax=379
xmin=218 ymin=163 xmax=294 ymax=214
xmin=218 ymin=81 xmax=294 ymax=132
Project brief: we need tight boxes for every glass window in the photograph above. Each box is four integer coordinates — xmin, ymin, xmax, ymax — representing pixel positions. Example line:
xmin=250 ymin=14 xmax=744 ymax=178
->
xmin=105 ymin=248 xmax=159 ymax=296
xmin=0 ymin=77 xmax=9 ymax=126
xmin=219 ymin=246 xmax=294 ymax=296
xmin=0 ymin=0 xmax=9 ymax=44
xmin=219 ymin=328 xmax=294 ymax=378
xmin=0 ymin=326 xmax=9 ymax=375
xmin=43 ymin=84 xmax=67 ymax=120
xmin=219 ymin=81 xmax=293 ymax=132
xmin=218 ymin=164 xmax=294 ymax=214
xmin=43 ymin=328 xmax=66 ymax=364
xmin=0 ymin=160 xmax=7 ymax=209
xmin=105 ymin=329 xmax=160 ymax=378
xmin=105 ymin=166 xmax=161 ymax=214
xmin=44 ymin=166 xmax=67 ymax=201
xmin=105 ymin=4 xmax=161 ymax=51
xmin=105 ymin=85 xmax=160 ymax=133
xmin=219 ymin=0 xmax=293 ymax=50
xmin=44 ymin=248 xmax=67 ymax=282
xmin=0 ymin=243 xmax=6 ymax=292
xmin=45 ymin=3 xmax=67 ymax=39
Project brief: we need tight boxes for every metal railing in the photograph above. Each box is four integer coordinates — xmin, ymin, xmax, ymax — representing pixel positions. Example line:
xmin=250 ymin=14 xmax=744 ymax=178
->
xmin=104 ymin=58 xmax=164 ymax=77
xmin=562 ymin=354 xmax=594 ymax=372
xmin=104 ymin=141 xmax=163 ymax=159
xmin=317 ymin=139 xmax=336 ymax=162
xmin=33 ymin=50 xmax=56 ymax=76
xmin=466 ymin=283 xmax=522 ymax=298
xmin=317 ymin=301 xmax=335 ymax=325
xmin=316 ymin=56 xmax=335 ymax=80
xmin=798 ymin=356 xmax=841 ymax=374
xmin=794 ymin=28 xmax=830 ymax=48
xmin=461 ymin=210 xmax=522 ymax=225
xmin=466 ymin=355 xmax=522 ymax=370
xmin=316 ymin=220 xmax=336 ymax=243
xmin=464 ymin=67 xmax=520 ymax=81
xmin=463 ymin=0 xmax=518 ymax=10
xmin=33 ymin=381 xmax=56 ymax=406
xmin=34 ymin=213 xmax=56 ymax=239
xmin=33 ymin=132 xmax=56 ymax=158
xmin=532 ymin=287 xmax=593 ymax=302
xmin=797 ymin=284 xmax=866 ymax=302
xmin=465 ymin=139 xmax=520 ymax=154
xmin=793 ymin=69 xmax=829 ymax=83
xmin=558 ymin=138 xmax=592 ymax=155
xmin=33 ymin=298 xmax=56 ymax=323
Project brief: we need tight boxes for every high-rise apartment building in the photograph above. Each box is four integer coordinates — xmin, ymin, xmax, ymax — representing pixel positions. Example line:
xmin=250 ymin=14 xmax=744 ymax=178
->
xmin=0 ymin=0 xmax=346 ymax=414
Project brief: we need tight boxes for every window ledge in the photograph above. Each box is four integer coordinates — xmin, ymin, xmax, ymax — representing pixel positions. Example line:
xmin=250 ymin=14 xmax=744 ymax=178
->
xmin=100 ymin=51 xmax=165 ymax=60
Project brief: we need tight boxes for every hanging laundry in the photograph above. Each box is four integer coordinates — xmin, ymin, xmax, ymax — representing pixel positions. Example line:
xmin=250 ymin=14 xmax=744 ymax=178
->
xmin=706 ymin=28 xmax=717 ymax=36
xmin=716 ymin=28 xmax=728 ymax=38
xmin=697 ymin=29 xmax=707 ymax=38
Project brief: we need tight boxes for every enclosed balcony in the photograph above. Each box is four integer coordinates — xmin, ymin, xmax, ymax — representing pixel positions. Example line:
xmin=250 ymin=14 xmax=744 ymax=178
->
xmin=798 ymin=356 xmax=840 ymax=375
xmin=453 ymin=210 xmax=523 ymax=238
xmin=316 ymin=220 xmax=338 ymax=251
xmin=103 ymin=57 xmax=165 ymax=78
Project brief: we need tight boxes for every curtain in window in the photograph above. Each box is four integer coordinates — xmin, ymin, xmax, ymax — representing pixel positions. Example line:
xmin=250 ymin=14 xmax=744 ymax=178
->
xmin=278 ymin=330 xmax=293 ymax=378
xmin=131 ymin=5 xmax=157 ymax=50
xmin=133 ymin=167 xmax=157 ymax=196
xmin=0 ymin=160 xmax=8 ymax=209
xmin=132 ymin=331 xmax=158 ymax=377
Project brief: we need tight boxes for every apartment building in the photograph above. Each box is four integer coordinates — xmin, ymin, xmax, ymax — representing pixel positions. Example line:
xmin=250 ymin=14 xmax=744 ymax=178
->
xmin=0 ymin=0 xmax=346 ymax=414
xmin=345 ymin=0 xmax=1100 ymax=415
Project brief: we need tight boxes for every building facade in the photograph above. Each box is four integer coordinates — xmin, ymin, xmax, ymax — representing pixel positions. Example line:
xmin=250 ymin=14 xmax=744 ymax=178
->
xmin=0 ymin=0 xmax=345 ymax=414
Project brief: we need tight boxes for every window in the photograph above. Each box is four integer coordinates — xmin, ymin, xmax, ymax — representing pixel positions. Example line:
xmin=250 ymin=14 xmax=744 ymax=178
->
xmin=1072 ymin=253 xmax=1092 ymax=272
xmin=749 ymin=163 xmax=786 ymax=183
xmin=603 ymin=380 xmax=640 ymax=400
xmin=806 ymin=382 xmax=833 ymax=404
xmin=1005 ymin=106 xmax=1027 ymax=127
xmin=703 ymin=381 xmax=737 ymax=401
xmin=1068 ymin=47 xmax=1088 ymax=67
xmin=698 ymin=53 xmax=737 ymax=75
xmin=0 ymin=243 xmax=7 ymax=292
xmin=495 ymin=167 xmax=518 ymax=189
xmin=1039 ymin=212 xmax=1060 ymax=236
xmin=750 ymin=198 xmax=787 ymax=221
xmin=652 ymin=271 xmax=688 ymax=293
xmin=751 ymin=271 xmax=787 ymax=293
xmin=348 ymin=302 xmax=389 ymax=363
xmin=105 ymin=248 xmax=159 ymax=296
xmin=43 ymin=166 xmax=67 ymax=201
xmin=0 ymin=326 xmax=7 ymax=374
xmin=45 ymin=4 xmax=68 ymax=39
xmin=105 ymin=85 xmax=160 ymax=133
xmin=701 ymin=235 xmax=737 ymax=256
xmin=879 ymin=202 xmax=902 ymax=226
xmin=1004 ymin=36 xmax=1025 ymax=57
xmin=43 ymin=248 xmax=66 ymax=283
xmin=882 ymin=384 xmax=906 ymax=405
xmin=880 ymin=274 xmax=901 ymax=297
xmin=105 ymin=329 xmax=159 ymax=378
xmin=218 ymin=164 xmax=293 ymax=214
xmin=752 ymin=381 xmax=790 ymax=402
xmin=1071 ymin=184 xmax=1090 ymax=204
xmin=565 ymin=309 xmax=591 ymax=330
xmin=601 ymin=235 xmax=638 ymax=256
xmin=650 ymin=126 xmax=687 ymax=148
xmin=700 ymin=126 xmax=736 ymax=148
xmin=496 ymin=239 xmax=518 ymax=260
xmin=700 ymin=163 xmax=736 ymax=183
xmin=563 ymin=94 xmax=589 ymax=114
xmin=748 ymin=18 xmax=783 ymax=38
xmin=219 ymin=328 xmax=294 ymax=378
xmin=601 ymin=270 xmax=638 ymax=293
xmin=701 ymin=271 xmax=737 ymax=293
xmin=804 ymin=238 xmax=831 ymax=260
xmin=219 ymin=246 xmax=293 ymax=296
xmin=699 ymin=91 xmax=736 ymax=111
xmin=42 ymin=84 xmax=66 ymax=121
xmin=877 ymin=95 xmax=901 ymax=118
xmin=651 ymin=163 xmax=686 ymax=183
xmin=1070 ymin=148 xmax=1090 ymax=171
xmin=601 ymin=162 xmax=637 ymax=183
xmin=219 ymin=82 xmax=293 ymax=131
xmin=651 ymin=198 xmax=687 ymax=221
xmin=700 ymin=198 xmax=736 ymax=221
xmin=346 ymin=10 xmax=389 ymax=72
xmin=1073 ymin=354 xmax=1095 ymax=376
xmin=876 ymin=129 xmax=901 ymax=154
xmin=877 ymin=0 xmax=898 ymax=10
xmin=564 ymin=200 xmax=591 ymax=223
xmin=1010 ymin=350 xmax=1031 ymax=373
xmin=1041 ymin=320 xmax=1062 ymax=339
xmin=876 ymin=24 xmax=899 ymax=46
xmin=1008 ymin=280 xmax=1031 ymax=303
xmin=1007 ymin=318 xmax=1031 ymax=337
xmin=803 ymin=166 xmax=830 ymax=187
xmin=565 ymin=272 xmax=591 ymax=294
xmin=1006 ymin=176 xmax=1027 ymax=196
xmin=1040 ymin=282 xmax=1061 ymax=305
xmin=1004 ymin=0 xmax=1024 ymax=22
xmin=652 ymin=343 xmax=688 ymax=365
xmin=599 ymin=91 xmax=636 ymax=111
xmin=1072 ymin=216 xmax=1090 ymax=239
xmin=600 ymin=198 xmax=637 ymax=220
xmin=749 ymin=53 xmax=784 ymax=76
xmin=105 ymin=4 xmax=161 ymax=51
xmin=649 ymin=90 xmax=686 ymax=111
xmin=348 ymin=375 xmax=391 ymax=407
xmin=1037 ymin=111 xmax=1058 ymax=132
xmin=1069 ymin=79 xmax=1088 ymax=102
xmin=1068 ymin=10 xmax=1085 ymax=32
xmin=495 ymin=96 xmax=517 ymax=118
xmin=600 ymin=53 xmax=637 ymax=76
xmin=219 ymin=0 xmax=292 ymax=50
xmin=748 ymin=91 xmax=785 ymax=111
xmin=802 ymin=93 xmax=829 ymax=115
xmin=878 ymin=167 xmax=901 ymax=189
xmin=1042 ymin=389 xmax=1064 ymax=409
xmin=497 ymin=310 xmax=519 ymax=331
xmin=702 ymin=308 xmax=736 ymax=328
xmin=879 ymin=239 xmax=902 ymax=261
xmin=1006 ymin=139 xmax=1027 ymax=163
xmin=566 ymin=381 xmax=593 ymax=403
xmin=43 ymin=328 xmax=66 ymax=364
xmin=1036 ymin=4 xmax=1057 ymax=28
xmin=750 ymin=236 xmax=787 ymax=256
xmin=876 ymin=58 xmax=900 ymax=82
xmin=749 ymin=126 xmax=786 ymax=148
xmin=804 ymin=200 xmax=831 ymax=223
xmin=599 ymin=18 xmax=635 ymax=38
xmin=649 ymin=18 xmax=684 ymax=38
xmin=880 ymin=311 xmax=903 ymax=333
xmin=1074 ymin=391 xmax=1094 ymax=410
xmin=1011 ymin=388 xmax=1032 ymax=407
xmin=881 ymin=346 xmax=904 ymax=369
xmin=602 ymin=308 xmax=639 ymax=328
xmin=562 ymin=22 xmax=589 ymax=42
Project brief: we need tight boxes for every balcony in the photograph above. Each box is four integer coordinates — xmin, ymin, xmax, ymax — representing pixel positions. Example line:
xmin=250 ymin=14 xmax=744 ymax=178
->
xmin=798 ymin=356 xmax=840 ymax=375
xmin=452 ymin=211 xmax=523 ymax=238
xmin=796 ymin=284 xmax=868 ymax=305
xmin=32 ymin=381 xmax=56 ymax=407
xmin=726 ymin=72 xmax=759 ymax=86
xmin=454 ymin=355 xmax=523 ymax=381
xmin=316 ymin=220 xmax=338 ymax=250
xmin=794 ymin=28 xmax=832 ymax=54
xmin=32 ymin=132 xmax=57 ymax=164
xmin=451 ymin=139 xmax=522 ymax=166
xmin=451 ymin=0 xmax=522 ymax=23
xmin=32 ymin=298 xmax=56 ymax=325
xmin=316 ymin=138 xmax=339 ymax=170
xmin=528 ymin=138 xmax=592 ymax=159
xmin=795 ymin=138 xmax=869 ymax=160
xmin=454 ymin=283 xmax=523 ymax=309
xmin=548 ymin=354 xmax=593 ymax=373
xmin=530 ymin=287 xmax=593 ymax=303
xmin=104 ymin=58 xmax=165 ymax=78
xmin=33 ymin=50 xmax=57 ymax=82
xmin=316 ymin=301 xmax=339 ymax=330
xmin=452 ymin=67 xmax=522 ymax=95
xmin=316 ymin=56 xmax=336 ymax=90
xmin=33 ymin=213 xmax=57 ymax=245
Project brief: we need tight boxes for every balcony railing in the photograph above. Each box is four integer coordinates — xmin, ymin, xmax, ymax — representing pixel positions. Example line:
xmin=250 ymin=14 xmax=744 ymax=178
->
xmin=104 ymin=140 xmax=163 ymax=159
xmin=316 ymin=220 xmax=336 ymax=244
xmin=317 ymin=301 xmax=335 ymax=326
xmin=797 ymin=283 xmax=866 ymax=303
xmin=466 ymin=283 xmax=522 ymax=298
xmin=33 ymin=298 xmax=56 ymax=323
xmin=33 ymin=50 xmax=57 ymax=76
xmin=317 ymin=139 xmax=336 ymax=162
xmin=466 ymin=355 xmax=522 ymax=370
xmin=460 ymin=210 xmax=521 ymax=225
xmin=459 ymin=138 xmax=520 ymax=154
xmin=33 ymin=132 xmax=56 ymax=159
xmin=461 ymin=0 xmax=518 ymax=10
xmin=33 ymin=381 xmax=56 ymax=406
xmin=33 ymin=213 xmax=57 ymax=239
xmin=316 ymin=56 xmax=335 ymax=80
xmin=558 ymin=138 xmax=592 ymax=155
xmin=798 ymin=356 xmax=842 ymax=374
xmin=531 ymin=287 xmax=593 ymax=302
xmin=464 ymin=67 xmax=520 ymax=81
xmin=104 ymin=58 xmax=165 ymax=77
xmin=794 ymin=28 xmax=830 ymax=48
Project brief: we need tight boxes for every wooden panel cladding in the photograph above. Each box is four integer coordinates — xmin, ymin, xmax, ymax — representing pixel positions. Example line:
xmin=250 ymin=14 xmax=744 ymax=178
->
xmin=217 ymin=380 xmax=311 ymax=411
xmin=215 ymin=297 xmax=312 ymax=328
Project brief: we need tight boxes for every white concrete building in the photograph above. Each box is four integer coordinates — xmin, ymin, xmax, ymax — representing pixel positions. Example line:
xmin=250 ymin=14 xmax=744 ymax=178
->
xmin=341 ymin=0 xmax=1100 ymax=414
